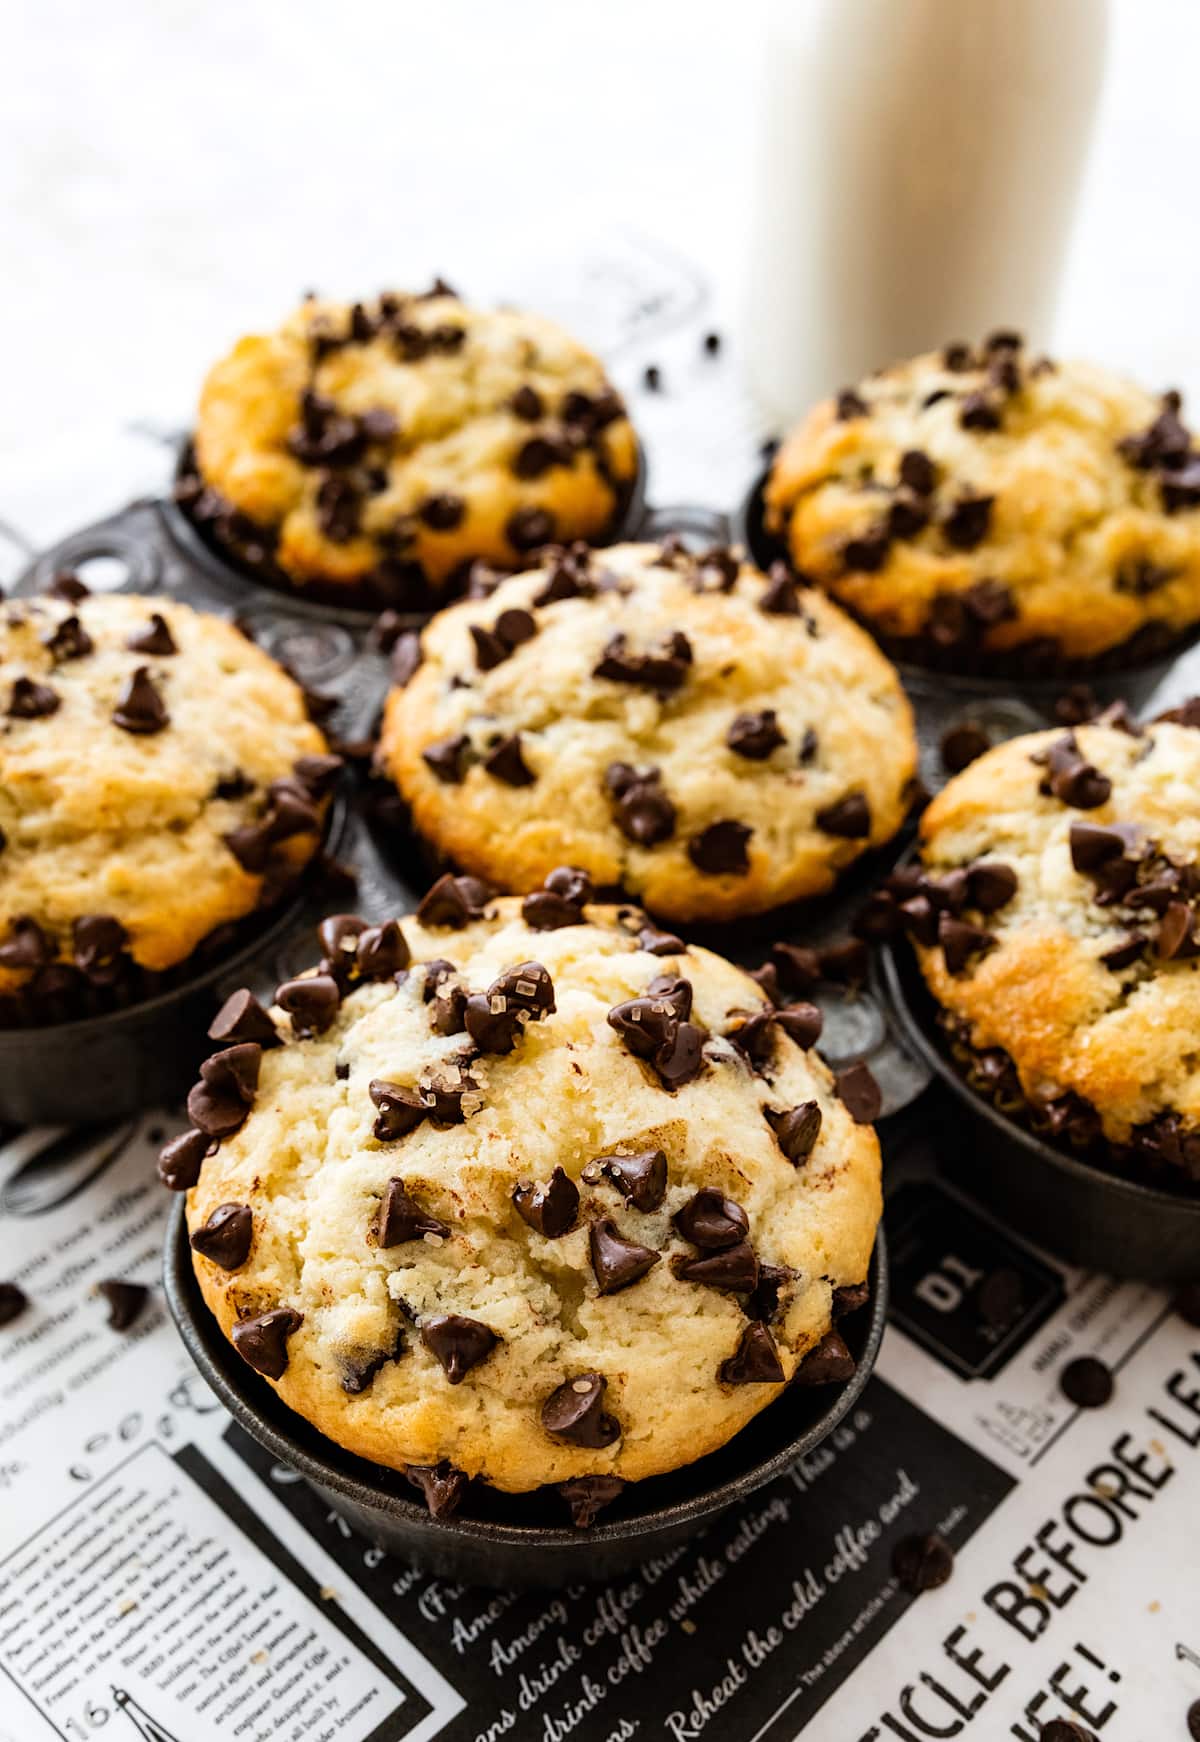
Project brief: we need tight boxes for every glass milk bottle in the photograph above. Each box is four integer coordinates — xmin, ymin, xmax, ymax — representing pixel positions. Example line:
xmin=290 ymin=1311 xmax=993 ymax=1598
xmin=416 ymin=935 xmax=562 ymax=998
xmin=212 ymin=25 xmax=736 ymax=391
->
xmin=743 ymin=0 xmax=1109 ymax=427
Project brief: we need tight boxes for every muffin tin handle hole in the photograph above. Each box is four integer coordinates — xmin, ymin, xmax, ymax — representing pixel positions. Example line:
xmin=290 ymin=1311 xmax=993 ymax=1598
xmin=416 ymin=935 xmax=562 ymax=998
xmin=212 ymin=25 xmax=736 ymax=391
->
xmin=637 ymin=503 xmax=733 ymax=550
xmin=29 ymin=528 xmax=160 ymax=597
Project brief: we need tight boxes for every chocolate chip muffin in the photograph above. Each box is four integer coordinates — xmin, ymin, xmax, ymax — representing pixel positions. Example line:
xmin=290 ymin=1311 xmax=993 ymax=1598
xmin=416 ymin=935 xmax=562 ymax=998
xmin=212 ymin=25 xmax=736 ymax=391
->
xmin=182 ymin=283 xmax=639 ymax=608
xmin=0 ymin=587 xmax=335 ymax=1023
xmin=765 ymin=334 xmax=1200 ymax=669
xmin=178 ymin=878 xmax=880 ymax=1521
xmin=377 ymin=540 xmax=918 ymax=925
xmin=879 ymin=703 xmax=1200 ymax=1188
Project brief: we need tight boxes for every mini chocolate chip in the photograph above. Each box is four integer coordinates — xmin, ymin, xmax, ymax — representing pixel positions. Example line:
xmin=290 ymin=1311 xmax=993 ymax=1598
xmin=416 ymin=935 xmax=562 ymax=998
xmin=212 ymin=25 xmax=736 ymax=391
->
xmin=157 ymin=1128 xmax=211 ymax=1191
xmin=71 ymin=914 xmax=127 ymax=983
xmin=422 ymin=1313 xmax=498 ymax=1384
xmin=358 ymin=920 xmax=410 ymax=978
xmin=232 ymin=1307 xmax=303 ymax=1379
xmin=378 ymin=1179 xmax=448 ymax=1246
xmin=967 ymin=861 xmax=1018 ymax=912
xmin=542 ymin=1371 xmax=620 ymax=1447
xmin=941 ymin=494 xmax=993 ymax=550
xmin=589 ymin=1217 xmax=660 ymax=1294
xmin=766 ymin=1101 xmax=822 ymax=1163
xmin=1059 ymin=1354 xmax=1113 ymax=1408
xmin=0 ymin=1282 xmax=28 ymax=1326
xmin=112 ymin=666 xmax=168 ymax=734
xmin=8 ymin=677 xmax=59 ymax=719
xmin=190 ymin=1203 xmax=253 ymax=1270
xmin=513 ymin=1167 xmax=579 ymax=1238
xmin=559 ymin=1475 xmax=625 ymax=1528
xmin=672 ymin=1240 xmax=759 ymax=1291
xmin=507 ymin=505 xmax=556 ymax=552
xmin=815 ymin=791 xmax=871 ymax=837
xmin=276 ymin=973 xmax=341 ymax=1037
xmin=727 ymin=709 xmax=785 ymax=760
xmin=775 ymin=1002 xmax=823 ymax=1049
xmin=637 ymin=924 xmax=685 ymax=956
xmin=483 ymin=733 xmax=535 ymax=786
xmin=939 ymin=913 xmax=995 ymax=974
xmin=605 ymin=762 xmax=676 ymax=846
xmin=597 ymin=1148 xmax=668 ymax=1212
xmin=835 ymin=1061 xmax=882 ymax=1124
xmin=673 ymin=1188 xmax=748 ymax=1250
xmin=186 ymin=1043 xmax=261 ymax=1137
xmin=404 ymin=1461 xmax=469 ymax=1520
xmin=97 ymin=1280 xmax=149 ymax=1332
xmin=720 ymin=1320 xmax=785 ymax=1385
xmin=688 ymin=819 xmax=752 ymax=875
xmin=760 ymin=563 xmax=802 ymax=616
xmin=941 ymin=722 xmax=990 ymax=772
xmin=44 ymin=614 xmax=94 ymax=660
xmin=892 ymin=1531 xmax=954 ymax=1594
xmin=416 ymin=873 xmax=491 ymax=928
xmin=594 ymin=630 xmax=693 ymax=691
xmin=390 ymin=631 xmax=423 ymax=687
xmin=208 ymin=987 xmax=278 ymax=1047
xmin=423 ymin=734 xmax=469 ymax=783
xmin=126 ymin=613 xmax=177 ymax=656
xmin=368 ymin=1080 xmax=427 ymax=1141
xmin=510 ymin=384 xmax=544 ymax=421
xmin=836 ymin=388 xmax=869 ymax=419
xmin=420 ymin=493 xmax=465 ymax=532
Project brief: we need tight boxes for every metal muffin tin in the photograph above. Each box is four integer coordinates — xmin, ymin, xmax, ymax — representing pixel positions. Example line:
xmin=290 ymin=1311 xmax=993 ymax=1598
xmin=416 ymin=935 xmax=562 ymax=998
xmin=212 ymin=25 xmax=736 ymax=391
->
xmin=163 ymin=1197 xmax=888 ymax=1588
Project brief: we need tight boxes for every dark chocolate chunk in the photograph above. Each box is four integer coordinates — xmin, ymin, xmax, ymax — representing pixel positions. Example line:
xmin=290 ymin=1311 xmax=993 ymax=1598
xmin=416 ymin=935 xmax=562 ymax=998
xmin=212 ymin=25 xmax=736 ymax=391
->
xmin=369 ymin=1080 xmax=427 ymax=1141
xmin=793 ymin=1328 xmax=856 ymax=1385
xmin=126 ymin=613 xmax=177 ymax=656
xmin=892 ymin=1531 xmax=954 ymax=1594
xmin=72 ymin=914 xmax=127 ymax=983
xmin=637 ymin=924 xmax=685 ymax=956
xmin=420 ymin=493 xmax=465 ymax=532
xmin=507 ymin=505 xmax=556 ymax=552
xmin=0 ymin=1282 xmax=28 ymax=1326
xmin=594 ymin=630 xmax=693 ymax=691
xmin=605 ymin=762 xmax=676 ymax=846
xmin=156 ymin=1128 xmax=211 ymax=1191
xmin=941 ymin=494 xmax=994 ymax=550
xmin=377 ymin=1179 xmax=449 ymax=1246
xmin=209 ymin=987 xmax=278 ymax=1047
xmin=542 ymin=1371 xmax=620 ymax=1447
xmin=815 ymin=790 xmax=871 ymax=837
xmin=512 ymin=1167 xmax=579 ymax=1238
xmin=776 ymin=1002 xmax=824 ymax=1049
xmin=232 ymin=1307 xmax=303 ymax=1379
xmin=559 ymin=1475 xmax=625 ymax=1528
xmin=404 ymin=1461 xmax=469 ymax=1520
xmin=97 ymin=1279 xmax=149 ymax=1332
xmin=389 ymin=631 xmax=423 ymax=687
xmin=832 ymin=1281 xmax=870 ymax=1318
xmin=589 ymin=1217 xmax=660 ymax=1294
xmin=939 ymin=913 xmax=996 ymax=975
xmin=8 ymin=676 xmax=59 ymax=719
xmin=727 ymin=709 xmax=785 ymax=760
xmin=672 ymin=1240 xmax=759 ymax=1291
xmin=416 ymin=873 xmax=491 ymax=928
xmin=719 ymin=1320 xmax=785 ymax=1385
xmin=186 ymin=1043 xmax=262 ymax=1137
xmin=673 ymin=1188 xmax=748 ymax=1250
xmin=744 ymin=1263 xmax=795 ymax=1324
xmin=1059 ymin=1354 xmax=1113 ymax=1408
xmin=275 ymin=973 xmax=341 ymax=1037
xmin=482 ymin=733 xmax=535 ymax=786
xmin=421 ymin=1313 xmax=499 ymax=1383
xmin=357 ymin=920 xmax=410 ymax=978
xmin=44 ymin=614 xmax=94 ymax=660
xmin=968 ymin=861 xmax=1018 ymax=912
xmin=422 ymin=733 xmax=469 ymax=783
xmin=766 ymin=1101 xmax=823 ymax=1163
xmin=835 ymin=1061 xmax=882 ymax=1124
xmin=597 ymin=1148 xmax=668 ymax=1212
xmin=112 ymin=666 xmax=168 ymax=734
xmin=190 ymin=1202 xmax=253 ymax=1270
xmin=688 ymin=819 xmax=752 ymax=875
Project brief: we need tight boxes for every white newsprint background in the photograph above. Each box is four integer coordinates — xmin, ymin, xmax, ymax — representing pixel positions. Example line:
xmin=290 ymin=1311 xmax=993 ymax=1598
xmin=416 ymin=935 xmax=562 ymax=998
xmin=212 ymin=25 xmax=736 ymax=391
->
xmin=3 ymin=3 xmax=1200 ymax=1738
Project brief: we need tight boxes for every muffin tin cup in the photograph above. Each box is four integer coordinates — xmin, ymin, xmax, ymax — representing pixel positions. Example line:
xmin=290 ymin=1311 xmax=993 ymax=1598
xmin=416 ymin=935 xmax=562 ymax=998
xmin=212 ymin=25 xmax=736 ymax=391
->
xmin=163 ymin=1196 xmax=888 ymax=1588
xmin=163 ymin=437 xmax=650 ymax=630
xmin=877 ymin=928 xmax=1200 ymax=1280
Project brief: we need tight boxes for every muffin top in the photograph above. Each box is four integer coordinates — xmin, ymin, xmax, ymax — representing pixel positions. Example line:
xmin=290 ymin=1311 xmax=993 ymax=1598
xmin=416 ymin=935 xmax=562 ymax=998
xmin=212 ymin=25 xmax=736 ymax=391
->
xmin=189 ymin=286 xmax=639 ymax=603
xmin=0 ymin=588 xmax=332 ymax=1005
xmin=766 ymin=335 xmax=1200 ymax=665
xmin=892 ymin=707 xmax=1200 ymax=1178
xmin=183 ymin=883 xmax=881 ymax=1505
xmin=378 ymin=541 xmax=918 ymax=924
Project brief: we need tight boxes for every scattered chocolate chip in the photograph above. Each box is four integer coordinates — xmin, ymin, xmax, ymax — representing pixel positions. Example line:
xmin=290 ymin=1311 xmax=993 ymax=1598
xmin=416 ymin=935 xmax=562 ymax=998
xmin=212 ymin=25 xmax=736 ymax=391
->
xmin=597 ymin=1148 xmax=668 ymax=1212
xmin=126 ymin=613 xmax=177 ymax=656
xmin=208 ymin=987 xmax=278 ymax=1047
xmin=112 ymin=666 xmax=168 ymax=734
xmin=941 ymin=494 xmax=994 ymax=550
xmin=594 ymin=629 xmax=693 ymax=691
xmin=727 ymin=709 xmax=785 ymax=760
xmin=688 ymin=819 xmax=752 ymax=875
xmin=892 ymin=1531 xmax=954 ymax=1594
xmin=8 ymin=677 xmax=59 ymax=719
xmin=720 ymin=1320 xmax=785 ymax=1385
xmin=835 ymin=1062 xmax=882 ymax=1124
xmin=589 ymin=1217 xmax=660 ymax=1294
xmin=186 ymin=1043 xmax=261 ymax=1137
xmin=389 ymin=631 xmax=423 ymax=687
xmin=423 ymin=734 xmax=469 ymax=783
xmin=673 ymin=1188 xmax=748 ymax=1249
xmin=605 ymin=762 xmax=676 ymax=846
xmin=44 ymin=614 xmax=94 ymax=660
xmin=542 ymin=1371 xmax=620 ymax=1447
xmin=513 ymin=1167 xmax=579 ymax=1238
xmin=422 ymin=1313 xmax=499 ymax=1384
xmin=766 ymin=1101 xmax=823 ymax=1163
xmin=559 ymin=1475 xmax=625 ymax=1528
xmin=404 ymin=1461 xmax=469 ymax=1520
xmin=506 ymin=505 xmax=556 ymax=552
xmin=0 ymin=1282 xmax=28 ymax=1326
xmin=672 ymin=1240 xmax=759 ymax=1291
xmin=416 ymin=873 xmax=491 ymax=928
xmin=275 ymin=973 xmax=341 ymax=1037
xmin=97 ymin=1279 xmax=149 ymax=1331
xmin=815 ymin=791 xmax=871 ymax=838
xmin=967 ymin=861 xmax=1018 ymax=912
xmin=156 ymin=1128 xmax=211 ymax=1191
xmin=232 ymin=1306 xmax=303 ymax=1379
xmin=1059 ymin=1354 xmax=1113 ymax=1408
xmin=378 ymin=1179 xmax=448 ymax=1246
xmin=420 ymin=493 xmax=465 ymax=532
xmin=71 ymin=914 xmax=127 ymax=984
xmin=483 ymin=733 xmax=535 ymax=786
xmin=190 ymin=1202 xmax=253 ymax=1269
